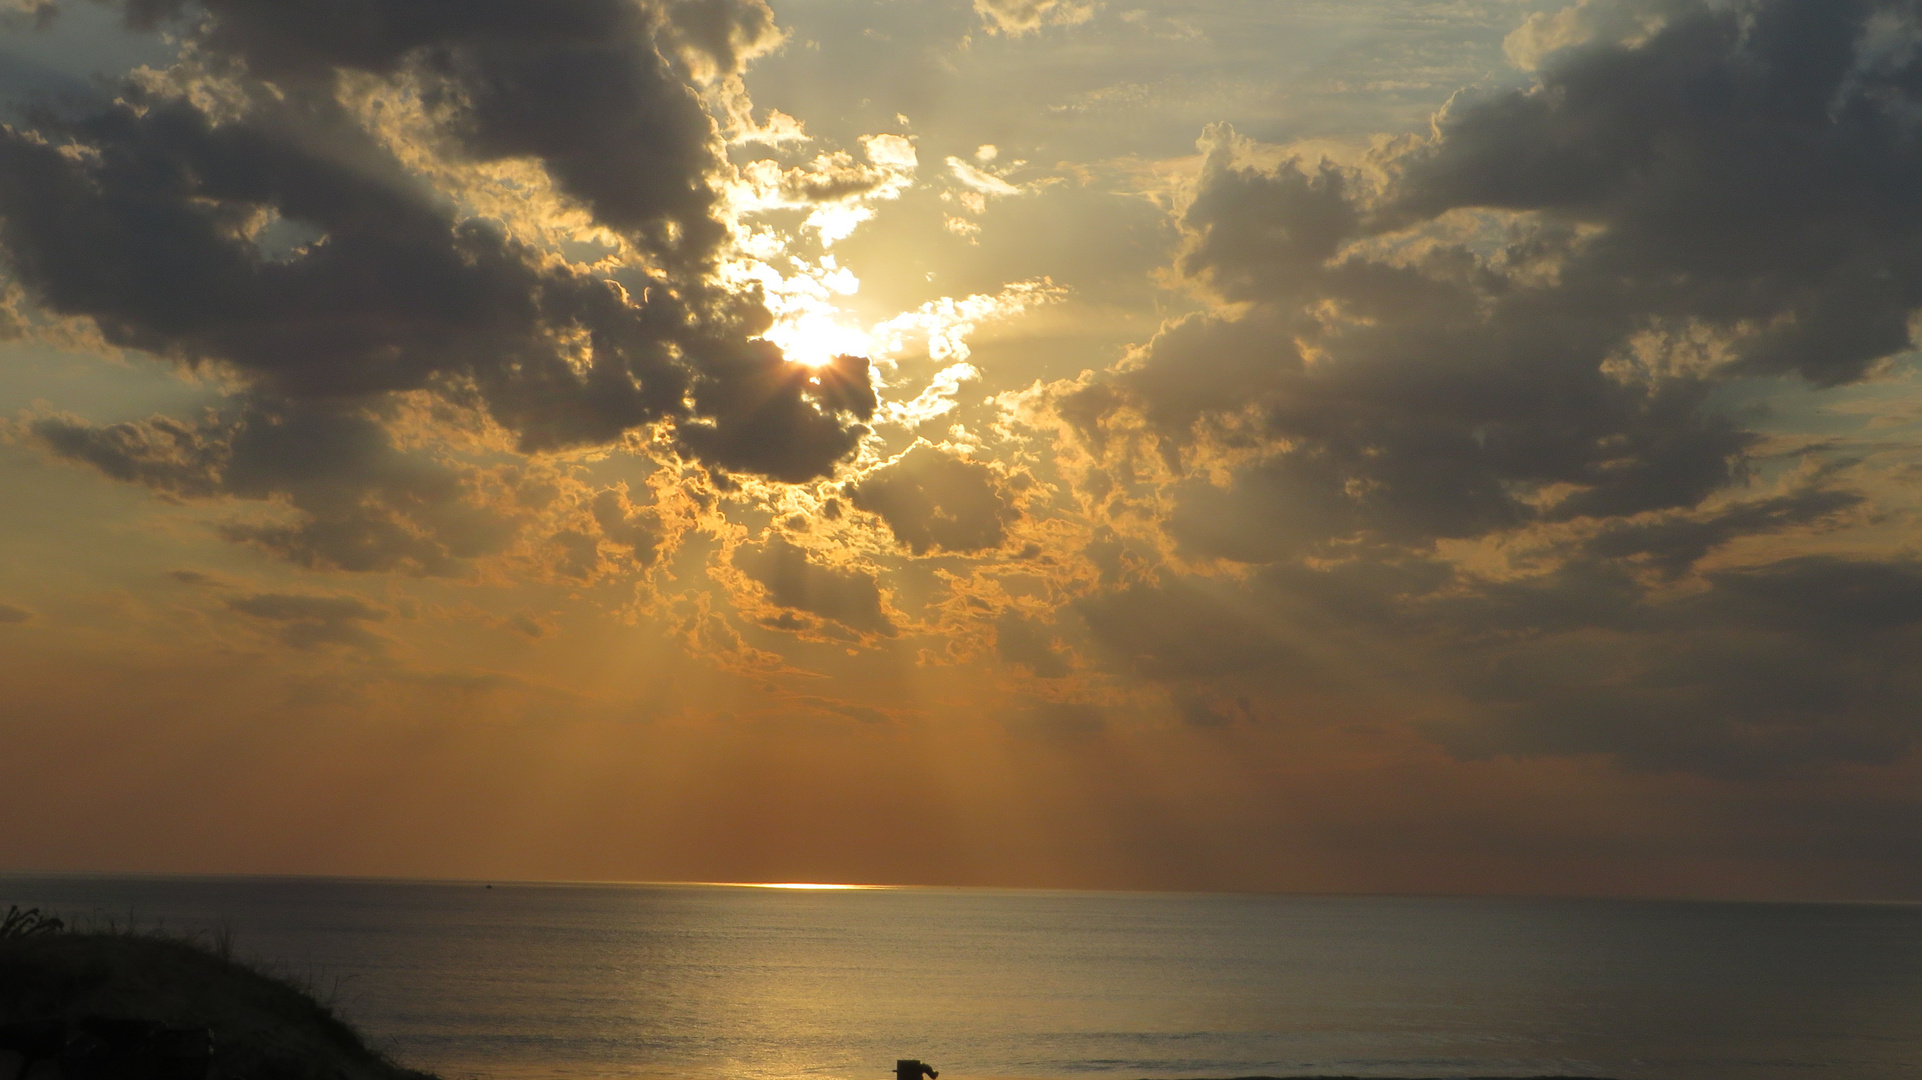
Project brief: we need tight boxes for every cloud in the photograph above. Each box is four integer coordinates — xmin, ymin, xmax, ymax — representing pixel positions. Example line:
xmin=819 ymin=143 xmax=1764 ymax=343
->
xmin=226 ymin=590 xmax=389 ymax=652
xmin=592 ymin=487 xmax=667 ymax=568
xmin=658 ymin=0 xmax=786 ymax=84
xmin=23 ymin=411 xmax=227 ymax=499
xmin=24 ymin=400 xmax=520 ymax=575
xmin=1076 ymin=578 xmax=1315 ymax=683
xmin=227 ymin=592 xmax=387 ymax=624
xmin=1028 ymin=0 xmax=1922 ymax=780
xmin=1061 ymin=0 xmax=1922 ymax=568
xmin=1580 ymin=486 xmax=1865 ymax=577
xmin=735 ymin=139 xmax=916 ymax=213
xmin=792 ymin=695 xmax=898 ymax=725
xmin=946 ymin=157 xmax=1023 ymax=197
xmin=732 ymin=534 xmax=895 ymax=636
xmin=1172 ymin=692 xmax=1254 ymax=729
xmin=1503 ymin=0 xmax=1674 ymax=71
xmin=867 ymin=279 xmax=1065 ymax=375
xmin=1067 ymin=536 xmax=1922 ymax=779
xmin=676 ymin=348 xmax=876 ymax=482
xmin=1390 ymin=0 xmax=1922 ymax=389
xmin=117 ymin=0 xmax=724 ymax=258
xmin=1005 ymin=700 xmax=1105 ymax=740
xmin=506 ymin=612 xmax=549 ymax=638
xmin=0 ymin=0 xmax=55 ymax=29
xmin=995 ymin=610 xmax=1071 ymax=677
xmin=852 ymin=444 xmax=1013 ymax=555
xmin=973 ymin=0 xmax=1091 ymax=36
xmin=0 ymin=0 xmax=874 ymax=485
xmin=1707 ymin=556 xmax=1922 ymax=639
xmin=1430 ymin=555 xmax=1922 ymax=779
xmin=860 ymin=133 xmax=917 ymax=170
xmin=0 ymin=602 xmax=35 ymax=623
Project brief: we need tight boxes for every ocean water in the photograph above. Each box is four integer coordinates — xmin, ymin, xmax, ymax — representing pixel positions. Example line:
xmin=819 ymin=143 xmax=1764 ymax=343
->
xmin=2 ymin=876 xmax=1919 ymax=1080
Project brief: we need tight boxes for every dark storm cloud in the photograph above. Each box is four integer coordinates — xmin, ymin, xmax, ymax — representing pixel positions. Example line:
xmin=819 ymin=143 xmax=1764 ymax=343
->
xmin=0 ymin=602 xmax=34 ymax=623
xmin=679 ymin=351 xmax=875 ymax=483
xmin=1098 ymin=0 xmax=1922 ymax=560
xmin=25 ymin=400 xmax=515 ymax=575
xmin=1391 ymin=0 xmax=1922 ymax=388
xmin=0 ymin=0 xmax=873 ymax=488
xmin=851 ymin=444 xmax=1012 ymax=555
xmin=116 ymin=0 xmax=726 ymax=260
xmin=732 ymin=535 xmax=895 ymax=636
xmin=1044 ymin=0 xmax=1922 ymax=777
xmin=1131 ymin=239 xmax=1757 ymax=552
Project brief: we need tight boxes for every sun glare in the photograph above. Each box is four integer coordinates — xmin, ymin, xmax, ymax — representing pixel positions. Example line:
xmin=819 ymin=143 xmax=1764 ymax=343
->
xmin=766 ymin=311 xmax=874 ymax=369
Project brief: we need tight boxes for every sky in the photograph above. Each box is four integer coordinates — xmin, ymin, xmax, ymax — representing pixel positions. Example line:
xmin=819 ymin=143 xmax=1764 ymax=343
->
xmin=3 ymin=0 xmax=1922 ymax=901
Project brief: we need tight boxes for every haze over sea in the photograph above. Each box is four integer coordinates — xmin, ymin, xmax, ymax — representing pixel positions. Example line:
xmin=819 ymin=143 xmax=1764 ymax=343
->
xmin=4 ymin=876 xmax=1920 ymax=1080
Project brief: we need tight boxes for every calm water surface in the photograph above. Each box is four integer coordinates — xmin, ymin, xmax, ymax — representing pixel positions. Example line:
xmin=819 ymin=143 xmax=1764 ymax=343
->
xmin=3 ymin=875 xmax=1919 ymax=1080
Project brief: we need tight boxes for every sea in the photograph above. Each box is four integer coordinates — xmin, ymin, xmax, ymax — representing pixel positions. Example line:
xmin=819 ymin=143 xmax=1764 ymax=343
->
xmin=2 ymin=875 xmax=1919 ymax=1080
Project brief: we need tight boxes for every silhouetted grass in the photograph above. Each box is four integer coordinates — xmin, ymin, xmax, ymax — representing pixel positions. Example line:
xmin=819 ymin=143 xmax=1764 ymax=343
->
xmin=0 ymin=916 xmax=438 ymax=1080
xmin=0 ymin=905 xmax=64 ymax=940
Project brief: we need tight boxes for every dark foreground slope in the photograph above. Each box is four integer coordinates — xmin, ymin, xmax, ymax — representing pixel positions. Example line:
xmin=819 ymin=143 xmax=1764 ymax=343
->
xmin=0 ymin=928 xmax=437 ymax=1080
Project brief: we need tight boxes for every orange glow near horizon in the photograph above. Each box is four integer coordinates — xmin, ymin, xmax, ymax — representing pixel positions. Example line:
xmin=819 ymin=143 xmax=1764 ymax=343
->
xmin=8 ymin=0 xmax=1922 ymax=910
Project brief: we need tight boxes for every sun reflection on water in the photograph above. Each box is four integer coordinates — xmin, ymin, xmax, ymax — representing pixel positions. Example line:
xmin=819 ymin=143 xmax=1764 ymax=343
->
xmin=714 ymin=881 xmax=893 ymax=890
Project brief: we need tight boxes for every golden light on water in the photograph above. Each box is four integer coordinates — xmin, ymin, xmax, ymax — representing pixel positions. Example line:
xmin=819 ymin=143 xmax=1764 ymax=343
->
xmin=720 ymin=882 xmax=891 ymax=890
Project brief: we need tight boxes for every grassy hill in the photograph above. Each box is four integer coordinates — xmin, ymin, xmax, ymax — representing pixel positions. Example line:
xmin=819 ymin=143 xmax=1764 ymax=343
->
xmin=0 ymin=914 xmax=437 ymax=1080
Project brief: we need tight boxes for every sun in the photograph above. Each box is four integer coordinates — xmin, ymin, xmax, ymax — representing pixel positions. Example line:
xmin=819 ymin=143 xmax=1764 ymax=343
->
xmin=766 ymin=310 xmax=874 ymax=369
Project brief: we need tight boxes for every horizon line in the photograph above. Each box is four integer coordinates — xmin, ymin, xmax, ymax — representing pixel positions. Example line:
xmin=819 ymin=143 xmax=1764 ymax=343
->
xmin=2 ymin=868 xmax=1916 ymax=908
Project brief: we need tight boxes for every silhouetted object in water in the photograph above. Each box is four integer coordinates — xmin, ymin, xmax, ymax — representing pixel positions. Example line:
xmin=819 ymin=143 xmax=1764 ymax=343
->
xmin=896 ymin=1059 xmax=938 ymax=1080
